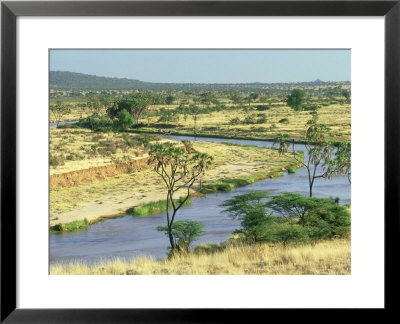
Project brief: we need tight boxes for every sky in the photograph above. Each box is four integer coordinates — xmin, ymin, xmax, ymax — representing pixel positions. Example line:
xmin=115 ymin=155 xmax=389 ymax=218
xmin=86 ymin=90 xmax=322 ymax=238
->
xmin=50 ymin=49 xmax=350 ymax=83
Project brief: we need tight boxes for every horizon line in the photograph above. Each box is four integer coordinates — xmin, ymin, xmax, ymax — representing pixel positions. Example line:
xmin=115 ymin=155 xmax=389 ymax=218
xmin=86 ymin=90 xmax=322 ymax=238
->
xmin=50 ymin=70 xmax=351 ymax=85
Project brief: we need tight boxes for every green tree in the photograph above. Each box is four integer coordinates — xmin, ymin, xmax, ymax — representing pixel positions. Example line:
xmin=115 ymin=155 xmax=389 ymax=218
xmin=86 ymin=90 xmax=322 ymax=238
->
xmin=229 ymin=92 xmax=242 ymax=106
xmin=165 ymin=96 xmax=176 ymax=105
xmin=50 ymin=101 xmax=71 ymax=126
xmin=158 ymin=108 xmax=177 ymax=124
xmin=116 ymin=109 xmax=134 ymax=130
xmin=189 ymin=104 xmax=200 ymax=136
xmin=148 ymin=142 xmax=213 ymax=253
xmin=98 ymin=95 xmax=113 ymax=117
xmin=324 ymin=142 xmax=351 ymax=184
xmin=157 ymin=219 xmax=205 ymax=253
xmin=267 ymin=192 xmax=350 ymax=241
xmin=276 ymin=113 xmax=336 ymax=197
xmin=109 ymin=94 xmax=149 ymax=125
xmin=287 ymin=89 xmax=307 ymax=111
xmin=342 ymin=90 xmax=351 ymax=103
xmin=273 ymin=133 xmax=289 ymax=155
xmin=221 ymin=191 xmax=274 ymax=243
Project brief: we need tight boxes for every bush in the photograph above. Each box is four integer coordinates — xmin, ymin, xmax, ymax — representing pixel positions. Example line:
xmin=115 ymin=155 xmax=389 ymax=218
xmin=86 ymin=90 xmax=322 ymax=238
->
xmin=278 ymin=118 xmax=289 ymax=124
xmin=255 ymin=105 xmax=270 ymax=111
xmin=116 ymin=109 xmax=134 ymax=130
xmin=229 ymin=117 xmax=241 ymax=125
xmin=78 ymin=116 xmax=114 ymax=132
xmin=49 ymin=154 xmax=65 ymax=168
xmin=242 ymin=115 xmax=257 ymax=124
xmin=287 ymin=166 xmax=297 ymax=174
xmin=222 ymin=191 xmax=351 ymax=247
xmin=157 ymin=219 xmax=205 ymax=253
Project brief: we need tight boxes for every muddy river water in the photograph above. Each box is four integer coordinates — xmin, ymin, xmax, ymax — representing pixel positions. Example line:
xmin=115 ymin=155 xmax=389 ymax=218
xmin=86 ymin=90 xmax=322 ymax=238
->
xmin=50 ymin=135 xmax=350 ymax=264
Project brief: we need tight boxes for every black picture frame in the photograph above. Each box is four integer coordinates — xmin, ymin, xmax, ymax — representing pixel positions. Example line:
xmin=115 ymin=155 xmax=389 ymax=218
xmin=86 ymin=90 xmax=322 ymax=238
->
xmin=1 ymin=0 xmax=399 ymax=322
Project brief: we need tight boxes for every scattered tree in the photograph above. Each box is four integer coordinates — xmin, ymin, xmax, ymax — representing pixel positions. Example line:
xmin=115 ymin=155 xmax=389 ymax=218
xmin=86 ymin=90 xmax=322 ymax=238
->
xmin=342 ymin=90 xmax=351 ymax=103
xmin=116 ymin=109 xmax=134 ymax=130
xmin=287 ymin=89 xmax=307 ymax=111
xmin=109 ymin=95 xmax=149 ymax=125
xmin=148 ymin=142 xmax=213 ymax=254
xmin=165 ymin=95 xmax=176 ymax=105
xmin=50 ymin=102 xmax=71 ymax=126
xmin=221 ymin=191 xmax=274 ymax=243
xmin=157 ymin=219 xmax=205 ymax=253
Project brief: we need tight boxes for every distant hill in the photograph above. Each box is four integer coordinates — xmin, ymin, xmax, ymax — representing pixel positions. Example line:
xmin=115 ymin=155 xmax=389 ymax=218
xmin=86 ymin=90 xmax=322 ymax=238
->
xmin=50 ymin=71 xmax=349 ymax=91
xmin=50 ymin=71 xmax=149 ymax=90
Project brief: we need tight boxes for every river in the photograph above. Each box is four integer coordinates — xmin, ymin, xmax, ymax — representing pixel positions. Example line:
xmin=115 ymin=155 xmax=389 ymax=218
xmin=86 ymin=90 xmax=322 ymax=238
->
xmin=50 ymin=135 xmax=351 ymax=264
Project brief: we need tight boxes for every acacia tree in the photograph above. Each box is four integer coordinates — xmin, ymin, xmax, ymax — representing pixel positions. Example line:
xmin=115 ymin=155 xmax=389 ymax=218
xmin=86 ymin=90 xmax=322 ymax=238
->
xmin=76 ymin=103 xmax=87 ymax=118
xmin=229 ymin=92 xmax=242 ymax=107
xmin=86 ymin=98 xmax=101 ymax=116
xmin=273 ymin=113 xmax=336 ymax=197
xmin=148 ymin=142 xmax=213 ymax=253
xmin=98 ymin=95 xmax=113 ymax=117
xmin=189 ymin=104 xmax=200 ymax=137
xmin=50 ymin=102 xmax=71 ymax=126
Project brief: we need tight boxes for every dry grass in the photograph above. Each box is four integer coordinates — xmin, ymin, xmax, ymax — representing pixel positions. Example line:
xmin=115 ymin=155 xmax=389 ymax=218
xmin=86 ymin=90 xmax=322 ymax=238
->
xmin=49 ymin=128 xmax=161 ymax=175
xmin=50 ymin=238 xmax=351 ymax=275
xmin=145 ymin=102 xmax=351 ymax=142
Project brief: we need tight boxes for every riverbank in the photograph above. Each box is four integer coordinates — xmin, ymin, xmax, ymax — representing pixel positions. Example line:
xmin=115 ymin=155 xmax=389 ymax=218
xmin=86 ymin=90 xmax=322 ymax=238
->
xmin=50 ymin=140 xmax=302 ymax=231
xmin=50 ymin=238 xmax=351 ymax=275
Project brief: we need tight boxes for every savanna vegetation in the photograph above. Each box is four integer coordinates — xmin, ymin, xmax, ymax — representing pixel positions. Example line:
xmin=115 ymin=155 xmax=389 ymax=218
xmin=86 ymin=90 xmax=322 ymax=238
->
xmin=49 ymin=72 xmax=351 ymax=275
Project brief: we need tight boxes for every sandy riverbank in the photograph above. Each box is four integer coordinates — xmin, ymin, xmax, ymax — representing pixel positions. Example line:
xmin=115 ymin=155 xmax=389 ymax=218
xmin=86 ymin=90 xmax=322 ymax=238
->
xmin=50 ymin=140 xmax=300 ymax=227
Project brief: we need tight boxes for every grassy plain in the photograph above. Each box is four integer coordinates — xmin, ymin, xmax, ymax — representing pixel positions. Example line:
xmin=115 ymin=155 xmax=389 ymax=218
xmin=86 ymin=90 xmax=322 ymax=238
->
xmin=139 ymin=102 xmax=351 ymax=143
xmin=50 ymin=238 xmax=351 ymax=275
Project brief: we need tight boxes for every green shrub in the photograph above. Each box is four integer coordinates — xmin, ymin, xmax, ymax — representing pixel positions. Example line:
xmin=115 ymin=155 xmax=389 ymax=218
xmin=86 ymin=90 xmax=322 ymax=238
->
xmin=50 ymin=219 xmax=89 ymax=233
xmin=287 ymin=166 xmax=297 ymax=174
xmin=278 ymin=118 xmax=289 ymax=124
xmin=229 ymin=117 xmax=241 ymax=125
xmin=78 ymin=116 xmax=114 ymax=132
xmin=157 ymin=219 xmax=205 ymax=253
xmin=128 ymin=197 xmax=192 ymax=217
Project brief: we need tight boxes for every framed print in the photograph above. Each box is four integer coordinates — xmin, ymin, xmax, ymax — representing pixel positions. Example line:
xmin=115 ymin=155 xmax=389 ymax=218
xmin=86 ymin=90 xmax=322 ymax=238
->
xmin=1 ymin=0 xmax=399 ymax=322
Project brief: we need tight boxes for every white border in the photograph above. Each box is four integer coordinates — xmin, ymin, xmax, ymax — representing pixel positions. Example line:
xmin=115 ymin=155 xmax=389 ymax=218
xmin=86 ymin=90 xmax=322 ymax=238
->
xmin=17 ymin=17 xmax=384 ymax=308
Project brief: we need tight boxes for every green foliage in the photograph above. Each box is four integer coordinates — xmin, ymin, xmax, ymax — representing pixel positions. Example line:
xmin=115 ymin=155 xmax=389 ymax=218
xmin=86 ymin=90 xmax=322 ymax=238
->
xmin=158 ymin=108 xmax=176 ymax=123
xmin=50 ymin=101 xmax=71 ymax=126
xmin=108 ymin=94 xmax=149 ymax=124
xmin=51 ymin=218 xmax=89 ymax=233
xmin=157 ymin=219 xmax=205 ymax=252
xmin=116 ymin=109 xmax=135 ymax=130
xmin=148 ymin=141 xmax=213 ymax=252
xmin=128 ymin=197 xmax=192 ymax=217
xmin=78 ymin=116 xmax=114 ymax=132
xmin=342 ymin=90 xmax=351 ymax=103
xmin=221 ymin=191 xmax=274 ymax=243
xmin=287 ymin=89 xmax=307 ymax=111
xmin=229 ymin=117 xmax=241 ymax=125
xmin=255 ymin=105 xmax=270 ymax=111
xmin=49 ymin=154 xmax=65 ymax=168
xmin=165 ymin=96 xmax=176 ymax=105
xmin=267 ymin=192 xmax=350 ymax=241
xmin=324 ymin=142 xmax=351 ymax=183
xmin=222 ymin=191 xmax=350 ymax=246
xmin=273 ymin=133 xmax=289 ymax=155
xmin=287 ymin=166 xmax=297 ymax=174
